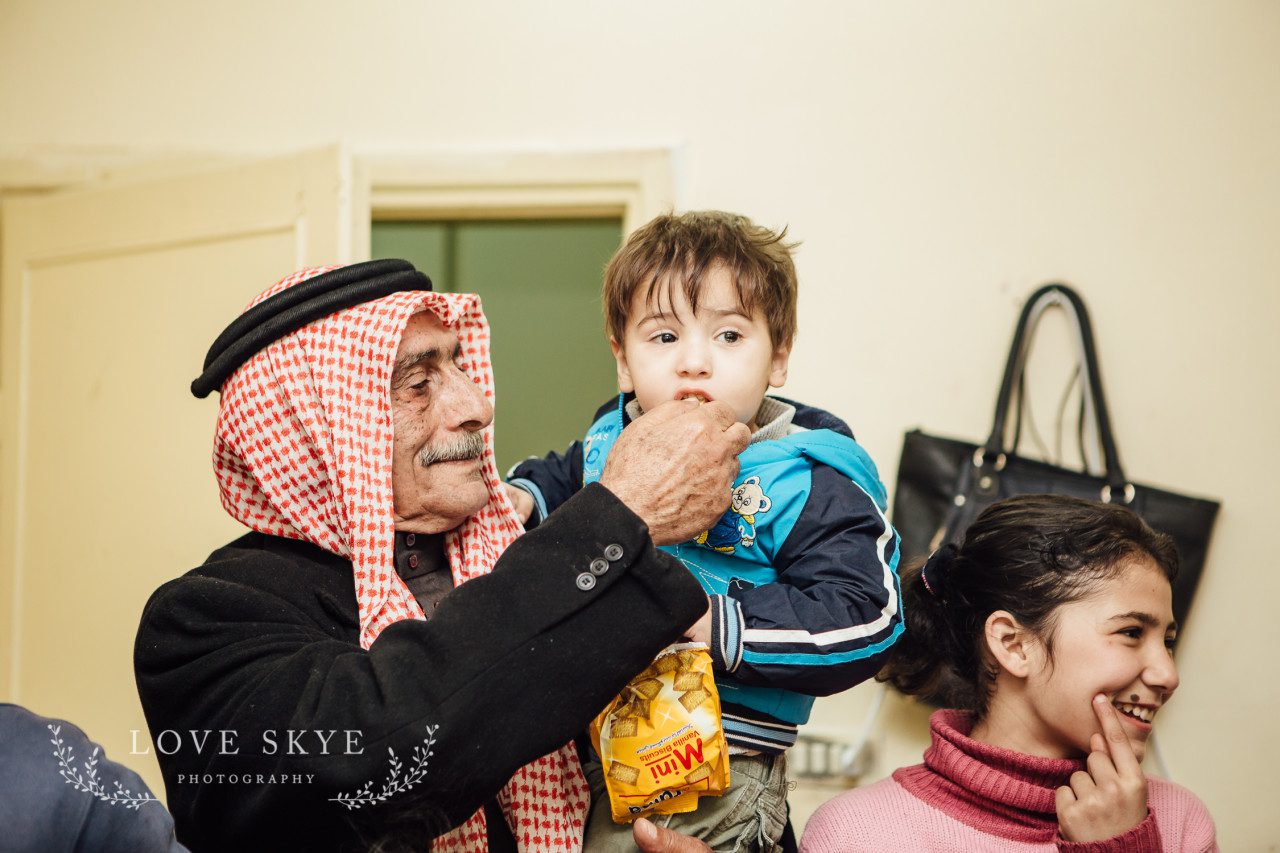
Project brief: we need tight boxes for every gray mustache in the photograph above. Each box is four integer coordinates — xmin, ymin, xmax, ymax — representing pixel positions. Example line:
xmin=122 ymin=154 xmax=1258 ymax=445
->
xmin=416 ymin=431 xmax=486 ymax=466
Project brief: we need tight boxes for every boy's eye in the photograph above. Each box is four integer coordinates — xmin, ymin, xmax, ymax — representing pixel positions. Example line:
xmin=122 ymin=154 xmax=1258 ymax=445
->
xmin=652 ymin=332 xmax=677 ymax=344
xmin=719 ymin=330 xmax=742 ymax=343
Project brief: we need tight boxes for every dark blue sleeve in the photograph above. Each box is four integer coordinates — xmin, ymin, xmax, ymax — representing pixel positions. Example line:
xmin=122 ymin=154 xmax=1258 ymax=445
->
xmin=505 ymin=397 xmax=623 ymax=528
xmin=706 ymin=463 xmax=904 ymax=696
xmin=506 ymin=443 xmax=585 ymax=528
xmin=0 ymin=703 xmax=188 ymax=852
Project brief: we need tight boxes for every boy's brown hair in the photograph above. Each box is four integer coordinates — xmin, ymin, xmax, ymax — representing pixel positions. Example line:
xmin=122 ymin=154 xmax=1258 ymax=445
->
xmin=603 ymin=211 xmax=799 ymax=348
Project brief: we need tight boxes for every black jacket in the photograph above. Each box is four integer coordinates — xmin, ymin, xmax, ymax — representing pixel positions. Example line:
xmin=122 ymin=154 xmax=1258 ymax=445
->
xmin=134 ymin=484 xmax=704 ymax=852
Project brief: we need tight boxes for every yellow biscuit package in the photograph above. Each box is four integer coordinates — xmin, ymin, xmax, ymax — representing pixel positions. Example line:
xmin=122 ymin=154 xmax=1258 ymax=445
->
xmin=590 ymin=643 xmax=730 ymax=823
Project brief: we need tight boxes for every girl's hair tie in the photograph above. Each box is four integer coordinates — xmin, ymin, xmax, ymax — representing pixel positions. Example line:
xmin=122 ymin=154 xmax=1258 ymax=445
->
xmin=921 ymin=543 xmax=959 ymax=597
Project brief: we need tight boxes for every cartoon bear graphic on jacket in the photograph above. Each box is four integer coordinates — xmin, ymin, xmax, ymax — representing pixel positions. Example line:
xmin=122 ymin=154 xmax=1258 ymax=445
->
xmin=696 ymin=476 xmax=772 ymax=554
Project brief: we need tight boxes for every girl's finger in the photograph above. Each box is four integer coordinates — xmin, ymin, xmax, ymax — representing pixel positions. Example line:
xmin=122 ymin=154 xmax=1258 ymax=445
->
xmin=1091 ymin=732 xmax=1106 ymax=754
xmin=1091 ymin=693 xmax=1142 ymax=776
xmin=1055 ymin=784 xmax=1077 ymax=812
xmin=1086 ymin=747 xmax=1119 ymax=786
xmin=1069 ymin=769 xmax=1096 ymax=798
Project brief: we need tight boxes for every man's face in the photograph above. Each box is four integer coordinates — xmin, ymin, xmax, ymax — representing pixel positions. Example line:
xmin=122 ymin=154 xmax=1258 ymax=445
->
xmin=390 ymin=310 xmax=494 ymax=534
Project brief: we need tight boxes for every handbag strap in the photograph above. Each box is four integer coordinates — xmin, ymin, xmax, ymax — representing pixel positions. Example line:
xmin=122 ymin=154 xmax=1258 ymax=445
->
xmin=1008 ymin=307 xmax=1100 ymax=476
xmin=982 ymin=283 xmax=1130 ymax=495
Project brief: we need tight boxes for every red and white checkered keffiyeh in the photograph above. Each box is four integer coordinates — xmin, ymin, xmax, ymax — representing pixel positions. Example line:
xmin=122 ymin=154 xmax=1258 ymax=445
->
xmin=211 ymin=264 xmax=590 ymax=851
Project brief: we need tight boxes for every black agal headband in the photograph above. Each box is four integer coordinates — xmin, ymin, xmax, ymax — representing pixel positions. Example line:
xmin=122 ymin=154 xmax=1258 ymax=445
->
xmin=190 ymin=259 xmax=433 ymax=398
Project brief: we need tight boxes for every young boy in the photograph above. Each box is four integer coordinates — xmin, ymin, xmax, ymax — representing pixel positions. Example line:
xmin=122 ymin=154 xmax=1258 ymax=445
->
xmin=505 ymin=211 xmax=903 ymax=852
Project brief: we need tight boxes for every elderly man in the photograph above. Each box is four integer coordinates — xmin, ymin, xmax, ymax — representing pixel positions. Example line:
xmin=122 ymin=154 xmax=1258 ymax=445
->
xmin=135 ymin=260 xmax=743 ymax=852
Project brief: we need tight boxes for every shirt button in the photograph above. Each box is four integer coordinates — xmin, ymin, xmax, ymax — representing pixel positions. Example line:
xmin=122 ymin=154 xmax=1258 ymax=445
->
xmin=589 ymin=558 xmax=609 ymax=576
xmin=408 ymin=554 xmax=419 ymax=569
xmin=406 ymin=534 xmax=416 ymax=547
xmin=604 ymin=544 xmax=624 ymax=561
xmin=576 ymin=573 xmax=597 ymax=591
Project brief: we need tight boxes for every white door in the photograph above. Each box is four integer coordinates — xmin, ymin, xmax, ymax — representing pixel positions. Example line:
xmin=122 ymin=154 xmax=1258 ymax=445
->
xmin=0 ymin=146 xmax=367 ymax=799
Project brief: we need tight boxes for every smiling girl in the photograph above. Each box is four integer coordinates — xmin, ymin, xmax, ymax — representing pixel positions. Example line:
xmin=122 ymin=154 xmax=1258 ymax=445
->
xmin=801 ymin=494 xmax=1217 ymax=851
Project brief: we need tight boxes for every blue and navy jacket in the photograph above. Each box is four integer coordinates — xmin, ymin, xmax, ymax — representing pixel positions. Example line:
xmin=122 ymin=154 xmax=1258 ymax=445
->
xmin=508 ymin=395 xmax=903 ymax=753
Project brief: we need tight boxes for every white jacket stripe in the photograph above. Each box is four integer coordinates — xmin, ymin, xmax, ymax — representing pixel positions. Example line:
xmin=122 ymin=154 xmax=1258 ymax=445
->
xmin=740 ymin=480 xmax=899 ymax=647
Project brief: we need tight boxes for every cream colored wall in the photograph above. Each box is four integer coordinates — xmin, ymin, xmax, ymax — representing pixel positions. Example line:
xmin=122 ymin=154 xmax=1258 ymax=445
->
xmin=2 ymin=2 xmax=1277 ymax=848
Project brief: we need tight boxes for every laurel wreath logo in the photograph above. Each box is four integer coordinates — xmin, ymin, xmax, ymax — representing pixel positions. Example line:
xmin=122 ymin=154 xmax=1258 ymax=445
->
xmin=48 ymin=724 xmax=159 ymax=810
xmin=328 ymin=724 xmax=439 ymax=810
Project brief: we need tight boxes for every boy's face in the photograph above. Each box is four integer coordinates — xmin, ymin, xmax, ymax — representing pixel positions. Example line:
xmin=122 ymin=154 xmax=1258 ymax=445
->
xmin=611 ymin=265 xmax=791 ymax=429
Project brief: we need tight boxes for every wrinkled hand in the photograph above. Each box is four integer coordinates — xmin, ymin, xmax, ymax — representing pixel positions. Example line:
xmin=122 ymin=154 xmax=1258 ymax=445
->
xmin=1055 ymin=694 xmax=1149 ymax=842
xmin=600 ymin=399 xmax=750 ymax=545
xmin=502 ymin=482 xmax=534 ymax=524
xmin=632 ymin=817 xmax=714 ymax=852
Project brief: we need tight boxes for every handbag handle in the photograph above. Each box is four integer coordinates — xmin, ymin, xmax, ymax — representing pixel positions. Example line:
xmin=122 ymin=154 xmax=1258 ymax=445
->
xmin=1008 ymin=298 xmax=1101 ymax=476
xmin=981 ymin=283 xmax=1131 ymax=497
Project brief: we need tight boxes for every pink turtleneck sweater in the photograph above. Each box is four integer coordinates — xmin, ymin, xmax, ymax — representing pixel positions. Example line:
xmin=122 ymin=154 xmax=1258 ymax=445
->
xmin=800 ymin=710 xmax=1217 ymax=852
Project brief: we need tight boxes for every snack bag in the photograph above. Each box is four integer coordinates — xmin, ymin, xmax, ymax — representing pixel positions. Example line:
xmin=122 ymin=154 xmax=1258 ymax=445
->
xmin=590 ymin=643 xmax=730 ymax=823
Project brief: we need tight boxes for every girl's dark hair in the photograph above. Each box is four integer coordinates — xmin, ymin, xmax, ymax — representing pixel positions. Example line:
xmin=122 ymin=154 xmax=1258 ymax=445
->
xmin=879 ymin=494 xmax=1179 ymax=715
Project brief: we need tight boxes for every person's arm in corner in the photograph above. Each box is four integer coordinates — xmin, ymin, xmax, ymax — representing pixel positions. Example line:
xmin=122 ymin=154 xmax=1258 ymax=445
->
xmin=706 ymin=463 xmax=904 ymax=695
xmin=0 ymin=703 xmax=188 ymax=853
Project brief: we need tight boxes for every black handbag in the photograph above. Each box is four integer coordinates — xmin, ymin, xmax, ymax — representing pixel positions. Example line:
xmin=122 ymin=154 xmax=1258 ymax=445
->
xmin=892 ymin=283 xmax=1219 ymax=628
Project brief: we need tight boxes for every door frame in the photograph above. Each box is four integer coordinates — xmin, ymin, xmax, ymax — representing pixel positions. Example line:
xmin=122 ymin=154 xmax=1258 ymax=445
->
xmin=1 ymin=144 xmax=675 ymax=238
xmin=364 ymin=149 xmax=674 ymax=234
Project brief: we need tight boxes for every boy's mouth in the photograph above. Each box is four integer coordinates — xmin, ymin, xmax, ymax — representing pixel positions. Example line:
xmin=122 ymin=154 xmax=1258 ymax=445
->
xmin=1111 ymin=699 xmax=1158 ymax=724
xmin=676 ymin=389 xmax=713 ymax=403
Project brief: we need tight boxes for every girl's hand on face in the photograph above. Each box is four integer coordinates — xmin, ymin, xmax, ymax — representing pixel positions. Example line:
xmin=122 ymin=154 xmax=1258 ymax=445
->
xmin=1055 ymin=694 xmax=1150 ymax=842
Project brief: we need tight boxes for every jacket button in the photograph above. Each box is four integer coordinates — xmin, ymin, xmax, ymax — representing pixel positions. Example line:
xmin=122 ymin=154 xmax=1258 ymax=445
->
xmin=589 ymin=558 xmax=609 ymax=576
xmin=604 ymin=544 xmax=624 ymax=561
xmin=576 ymin=573 xmax=597 ymax=591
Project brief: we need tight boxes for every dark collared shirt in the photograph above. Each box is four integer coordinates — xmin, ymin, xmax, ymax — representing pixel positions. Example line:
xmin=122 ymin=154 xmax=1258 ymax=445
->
xmin=393 ymin=530 xmax=453 ymax=618
xmin=393 ymin=530 xmax=516 ymax=850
